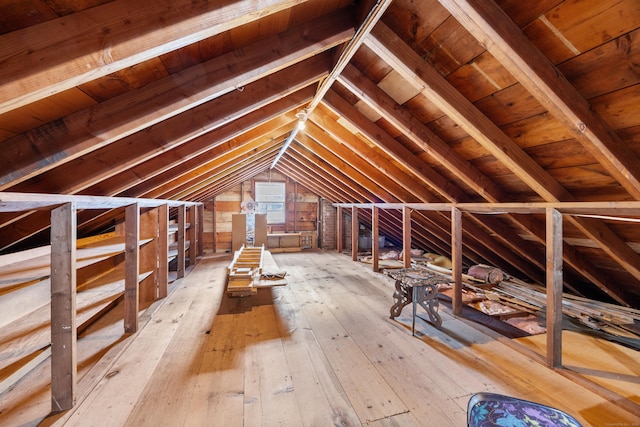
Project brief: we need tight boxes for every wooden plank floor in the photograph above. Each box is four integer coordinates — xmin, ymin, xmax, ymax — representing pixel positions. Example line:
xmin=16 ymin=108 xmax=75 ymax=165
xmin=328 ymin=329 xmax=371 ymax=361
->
xmin=2 ymin=251 xmax=639 ymax=426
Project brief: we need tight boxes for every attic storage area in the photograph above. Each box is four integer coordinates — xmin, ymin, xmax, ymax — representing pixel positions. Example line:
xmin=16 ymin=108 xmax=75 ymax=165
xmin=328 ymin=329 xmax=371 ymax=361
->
xmin=1 ymin=0 xmax=640 ymax=425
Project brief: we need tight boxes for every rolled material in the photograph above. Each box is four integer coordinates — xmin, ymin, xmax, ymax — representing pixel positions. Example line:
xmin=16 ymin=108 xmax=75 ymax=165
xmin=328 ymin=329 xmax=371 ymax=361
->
xmin=468 ymin=264 xmax=505 ymax=285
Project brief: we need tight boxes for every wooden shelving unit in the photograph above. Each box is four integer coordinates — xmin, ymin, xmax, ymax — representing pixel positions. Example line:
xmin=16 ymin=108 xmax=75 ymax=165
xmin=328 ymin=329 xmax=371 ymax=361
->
xmin=0 ymin=192 xmax=203 ymax=411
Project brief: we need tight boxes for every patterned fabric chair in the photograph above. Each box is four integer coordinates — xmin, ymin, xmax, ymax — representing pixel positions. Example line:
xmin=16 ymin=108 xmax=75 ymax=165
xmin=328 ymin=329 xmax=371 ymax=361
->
xmin=467 ymin=392 xmax=582 ymax=427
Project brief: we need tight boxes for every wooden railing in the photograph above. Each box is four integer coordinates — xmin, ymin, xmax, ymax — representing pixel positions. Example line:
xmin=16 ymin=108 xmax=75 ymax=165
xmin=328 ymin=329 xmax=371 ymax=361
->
xmin=334 ymin=201 xmax=640 ymax=369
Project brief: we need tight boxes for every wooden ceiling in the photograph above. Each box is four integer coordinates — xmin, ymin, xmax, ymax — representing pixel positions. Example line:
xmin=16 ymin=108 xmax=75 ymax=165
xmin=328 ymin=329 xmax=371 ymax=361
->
xmin=1 ymin=0 xmax=640 ymax=307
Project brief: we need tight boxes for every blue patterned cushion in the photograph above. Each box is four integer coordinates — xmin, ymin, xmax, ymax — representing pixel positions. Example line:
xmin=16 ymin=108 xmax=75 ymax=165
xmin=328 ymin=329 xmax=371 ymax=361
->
xmin=468 ymin=392 xmax=582 ymax=427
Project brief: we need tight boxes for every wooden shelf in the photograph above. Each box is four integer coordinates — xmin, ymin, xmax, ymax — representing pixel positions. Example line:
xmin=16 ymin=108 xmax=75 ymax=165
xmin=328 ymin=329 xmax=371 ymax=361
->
xmin=0 ymin=193 xmax=204 ymax=411
xmin=267 ymin=233 xmax=302 ymax=252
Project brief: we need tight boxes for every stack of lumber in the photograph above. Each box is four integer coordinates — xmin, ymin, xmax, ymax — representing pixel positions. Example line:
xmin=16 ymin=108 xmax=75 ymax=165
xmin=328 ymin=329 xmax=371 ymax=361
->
xmin=484 ymin=279 xmax=640 ymax=345
xmin=226 ymin=245 xmax=288 ymax=297
xmin=227 ymin=245 xmax=264 ymax=297
xmin=418 ymin=261 xmax=640 ymax=347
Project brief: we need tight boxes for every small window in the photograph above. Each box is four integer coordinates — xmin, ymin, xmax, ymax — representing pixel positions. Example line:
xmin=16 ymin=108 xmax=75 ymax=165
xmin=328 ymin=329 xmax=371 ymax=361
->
xmin=255 ymin=182 xmax=286 ymax=224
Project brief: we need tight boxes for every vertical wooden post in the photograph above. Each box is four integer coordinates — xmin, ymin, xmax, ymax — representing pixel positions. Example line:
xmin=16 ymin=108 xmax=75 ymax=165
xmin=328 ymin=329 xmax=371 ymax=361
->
xmin=138 ymin=208 xmax=157 ymax=305
xmin=351 ymin=206 xmax=359 ymax=261
xmin=451 ymin=207 xmax=463 ymax=315
xmin=198 ymin=203 xmax=205 ymax=256
xmin=372 ymin=206 xmax=379 ymax=272
xmin=124 ymin=203 xmax=140 ymax=334
xmin=212 ymin=197 xmax=217 ymax=253
xmin=188 ymin=205 xmax=197 ymax=267
xmin=157 ymin=203 xmax=169 ymax=299
xmin=336 ymin=206 xmax=343 ymax=253
xmin=177 ymin=204 xmax=186 ymax=279
xmin=402 ymin=206 xmax=412 ymax=268
xmin=51 ymin=202 xmax=77 ymax=412
xmin=546 ymin=208 xmax=563 ymax=368
xmin=317 ymin=196 xmax=322 ymax=248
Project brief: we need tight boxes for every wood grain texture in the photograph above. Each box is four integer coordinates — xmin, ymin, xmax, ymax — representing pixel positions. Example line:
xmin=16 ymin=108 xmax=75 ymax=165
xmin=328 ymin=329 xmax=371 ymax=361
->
xmin=0 ymin=0 xmax=311 ymax=114
xmin=28 ymin=250 xmax=636 ymax=426
xmin=50 ymin=202 xmax=77 ymax=412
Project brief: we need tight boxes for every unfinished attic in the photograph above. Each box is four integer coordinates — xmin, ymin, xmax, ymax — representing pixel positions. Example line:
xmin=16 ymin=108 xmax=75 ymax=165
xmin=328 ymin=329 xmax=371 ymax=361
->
xmin=1 ymin=0 xmax=640 ymax=425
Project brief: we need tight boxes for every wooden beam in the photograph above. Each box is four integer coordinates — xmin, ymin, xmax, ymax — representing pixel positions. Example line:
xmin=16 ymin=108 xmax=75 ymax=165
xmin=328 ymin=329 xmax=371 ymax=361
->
xmin=285 ymin=147 xmax=380 ymax=202
xmin=198 ymin=204 xmax=205 ymax=257
xmin=372 ymin=206 xmax=380 ymax=272
xmin=297 ymin=131 xmax=402 ymax=202
xmin=336 ymin=64 xmax=553 ymax=278
xmin=451 ymin=207 xmax=463 ymax=316
xmin=439 ymin=0 xmax=640 ymax=199
xmin=0 ymin=0 xmax=312 ymax=115
xmin=177 ymin=204 xmax=186 ymax=279
xmin=37 ymin=62 xmax=321 ymax=201
xmin=546 ymin=208 xmax=563 ymax=368
xmin=352 ymin=207 xmax=359 ymax=262
xmin=157 ymin=204 xmax=169 ymax=300
xmin=0 ymin=192 xmax=195 ymax=211
xmin=402 ymin=206 xmax=412 ymax=268
xmin=124 ymin=203 xmax=140 ymax=334
xmin=287 ymin=142 xmax=375 ymax=201
xmin=166 ymin=144 xmax=281 ymax=201
xmin=323 ymin=90 xmax=465 ymax=202
xmin=109 ymin=105 xmax=304 ymax=197
xmin=201 ymin=160 xmax=273 ymax=200
xmin=337 ymin=206 xmax=344 ymax=254
xmin=139 ymin=207 xmax=158 ymax=305
xmin=338 ymin=64 xmax=505 ymax=203
xmin=298 ymin=121 xmax=420 ymax=202
xmin=1 ymin=10 xmax=352 ymax=190
xmin=313 ymin=104 xmax=439 ymax=203
xmin=364 ymin=23 xmax=639 ymax=306
xmin=365 ymin=22 xmax=571 ymax=202
xmin=211 ymin=197 xmax=217 ymax=253
xmin=188 ymin=206 xmax=197 ymax=267
xmin=278 ymin=159 xmax=353 ymax=203
xmin=50 ymin=202 xmax=77 ymax=412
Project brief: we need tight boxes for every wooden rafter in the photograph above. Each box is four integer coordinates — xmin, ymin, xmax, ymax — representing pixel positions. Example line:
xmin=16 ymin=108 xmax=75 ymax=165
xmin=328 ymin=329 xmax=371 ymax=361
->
xmin=292 ymin=135 xmax=396 ymax=202
xmin=313 ymin=103 xmax=440 ymax=203
xmin=0 ymin=80 xmax=320 ymax=249
xmin=298 ymin=128 xmax=411 ymax=202
xmin=0 ymin=0 xmax=312 ymax=115
xmin=0 ymin=10 xmax=353 ymax=190
xmin=324 ymin=90 xmax=466 ymax=202
xmin=323 ymin=88 xmax=544 ymax=281
xmin=15 ymin=69 xmax=321 ymax=196
xmin=338 ymin=62 xmax=599 ymax=294
xmin=439 ymin=0 xmax=640 ymax=199
xmin=365 ymin=22 xmax=638 ymax=306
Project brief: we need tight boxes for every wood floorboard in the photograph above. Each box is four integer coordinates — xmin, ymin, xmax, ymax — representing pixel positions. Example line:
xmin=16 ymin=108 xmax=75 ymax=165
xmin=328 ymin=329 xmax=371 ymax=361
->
xmin=124 ymin=260 xmax=228 ymax=426
xmin=2 ymin=251 xmax=639 ymax=426
xmin=284 ymin=263 xmax=460 ymax=424
xmin=271 ymin=280 xmax=362 ymax=426
xmin=284 ymin=265 xmax=409 ymax=422
xmin=60 ymin=262 xmax=213 ymax=426
xmin=515 ymin=330 xmax=640 ymax=404
xmin=244 ymin=302 xmax=304 ymax=427
xmin=183 ymin=311 xmax=246 ymax=427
